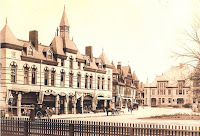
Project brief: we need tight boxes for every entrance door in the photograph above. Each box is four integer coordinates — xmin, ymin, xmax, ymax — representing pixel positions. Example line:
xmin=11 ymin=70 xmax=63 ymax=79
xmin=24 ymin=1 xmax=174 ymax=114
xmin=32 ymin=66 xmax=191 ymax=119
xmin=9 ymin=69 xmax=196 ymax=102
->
xmin=151 ymin=98 xmax=156 ymax=107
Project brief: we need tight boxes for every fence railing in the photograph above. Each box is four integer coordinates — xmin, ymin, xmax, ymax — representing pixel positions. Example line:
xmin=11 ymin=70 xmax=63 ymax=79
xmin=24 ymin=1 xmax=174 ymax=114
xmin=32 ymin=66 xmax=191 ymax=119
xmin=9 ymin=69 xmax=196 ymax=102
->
xmin=1 ymin=117 xmax=200 ymax=136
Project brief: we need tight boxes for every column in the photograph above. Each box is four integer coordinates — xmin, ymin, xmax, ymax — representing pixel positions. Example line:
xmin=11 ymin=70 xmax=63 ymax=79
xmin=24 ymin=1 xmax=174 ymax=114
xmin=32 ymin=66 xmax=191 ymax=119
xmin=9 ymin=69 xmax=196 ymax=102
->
xmin=72 ymin=97 xmax=77 ymax=114
xmin=81 ymin=96 xmax=84 ymax=114
xmin=64 ymin=95 xmax=68 ymax=114
xmin=55 ymin=95 xmax=60 ymax=115
xmin=92 ymin=97 xmax=97 ymax=111
xmin=104 ymin=100 xmax=107 ymax=109
xmin=17 ymin=92 xmax=22 ymax=117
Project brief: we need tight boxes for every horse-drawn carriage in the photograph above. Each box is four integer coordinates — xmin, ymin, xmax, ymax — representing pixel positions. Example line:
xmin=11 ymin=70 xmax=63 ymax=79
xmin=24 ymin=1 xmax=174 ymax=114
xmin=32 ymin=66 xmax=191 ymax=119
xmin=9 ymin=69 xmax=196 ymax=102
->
xmin=30 ymin=104 xmax=54 ymax=119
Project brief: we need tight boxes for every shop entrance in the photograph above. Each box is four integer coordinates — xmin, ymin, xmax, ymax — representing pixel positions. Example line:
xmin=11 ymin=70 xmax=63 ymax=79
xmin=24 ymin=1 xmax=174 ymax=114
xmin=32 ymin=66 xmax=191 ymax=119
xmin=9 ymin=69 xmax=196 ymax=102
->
xmin=83 ymin=95 xmax=93 ymax=113
xmin=151 ymin=98 xmax=156 ymax=107
xmin=43 ymin=94 xmax=56 ymax=113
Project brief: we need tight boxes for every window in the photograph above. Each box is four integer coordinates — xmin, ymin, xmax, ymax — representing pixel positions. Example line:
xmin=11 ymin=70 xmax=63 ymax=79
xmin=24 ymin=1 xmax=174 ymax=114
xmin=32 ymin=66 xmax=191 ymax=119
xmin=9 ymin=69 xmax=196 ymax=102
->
xmin=44 ymin=67 xmax=49 ymax=86
xmin=47 ymin=50 xmax=53 ymax=60
xmin=178 ymin=80 xmax=185 ymax=95
xmin=97 ymin=77 xmax=100 ymax=89
xmin=168 ymin=98 xmax=171 ymax=103
xmin=102 ymin=77 xmax=104 ymax=90
xmin=108 ymin=78 xmax=110 ymax=90
xmin=86 ymin=59 xmax=90 ymax=66
xmin=24 ymin=64 xmax=29 ymax=84
xmin=10 ymin=62 xmax=17 ymax=83
xmin=69 ymin=57 xmax=73 ymax=69
xmin=61 ymin=59 xmax=64 ymax=66
xmin=158 ymin=98 xmax=161 ymax=104
xmin=77 ymin=73 xmax=81 ymax=88
xmin=85 ymin=75 xmax=88 ymax=89
xmin=69 ymin=71 xmax=73 ymax=88
xmin=51 ymin=69 xmax=56 ymax=86
xmin=152 ymin=89 xmax=155 ymax=95
xmin=90 ymin=76 xmax=93 ymax=89
xmin=31 ymin=65 xmax=37 ymax=84
xmin=60 ymin=69 xmax=65 ymax=87
xmin=168 ymin=90 xmax=171 ymax=95
xmin=27 ymin=46 xmax=33 ymax=56
xmin=78 ymin=62 xmax=81 ymax=69
xmin=162 ymin=98 xmax=165 ymax=103
xmin=157 ymin=82 xmax=167 ymax=95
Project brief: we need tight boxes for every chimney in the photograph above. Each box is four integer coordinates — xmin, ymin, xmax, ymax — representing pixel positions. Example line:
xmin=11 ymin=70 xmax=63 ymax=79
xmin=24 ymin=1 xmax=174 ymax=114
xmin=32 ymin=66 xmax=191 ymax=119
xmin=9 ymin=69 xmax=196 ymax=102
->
xmin=85 ymin=46 xmax=93 ymax=60
xmin=117 ymin=62 xmax=121 ymax=70
xmin=29 ymin=30 xmax=38 ymax=50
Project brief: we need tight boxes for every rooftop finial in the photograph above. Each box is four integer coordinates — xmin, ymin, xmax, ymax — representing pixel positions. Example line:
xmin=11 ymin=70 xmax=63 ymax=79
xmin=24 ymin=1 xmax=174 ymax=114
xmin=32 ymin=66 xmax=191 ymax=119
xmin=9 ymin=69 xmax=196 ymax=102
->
xmin=64 ymin=5 xmax=65 ymax=10
xmin=6 ymin=17 xmax=7 ymax=24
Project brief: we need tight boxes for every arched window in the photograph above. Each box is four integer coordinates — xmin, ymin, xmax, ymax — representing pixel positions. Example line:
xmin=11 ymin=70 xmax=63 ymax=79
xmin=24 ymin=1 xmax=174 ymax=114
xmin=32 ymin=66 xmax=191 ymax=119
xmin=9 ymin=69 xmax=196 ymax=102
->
xmin=90 ymin=75 xmax=93 ymax=89
xmin=27 ymin=46 xmax=33 ymax=56
xmin=69 ymin=56 xmax=73 ymax=69
xmin=97 ymin=76 xmax=100 ymax=89
xmin=69 ymin=71 xmax=73 ymax=88
xmin=44 ymin=67 xmax=49 ymax=86
xmin=23 ymin=64 xmax=29 ymax=84
xmin=60 ymin=69 xmax=65 ymax=87
xmin=85 ymin=74 xmax=88 ymax=89
xmin=108 ymin=78 xmax=110 ymax=90
xmin=77 ymin=72 xmax=81 ymax=88
xmin=51 ymin=68 xmax=56 ymax=86
xmin=102 ymin=77 xmax=104 ymax=90
xmin=47 ymin=50 xmax=53 ymax=60
xmin=10 ymin=62 xmax=17 ymax=83
xmin=31 ymin=65 xmax=37 ymax=84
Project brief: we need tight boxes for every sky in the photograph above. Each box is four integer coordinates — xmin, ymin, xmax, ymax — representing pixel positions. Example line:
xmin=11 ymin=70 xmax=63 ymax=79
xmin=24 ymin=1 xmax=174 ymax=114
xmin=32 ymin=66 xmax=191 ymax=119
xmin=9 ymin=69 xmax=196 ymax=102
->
xmin=1 ymin=0 xmax=200 ymax=83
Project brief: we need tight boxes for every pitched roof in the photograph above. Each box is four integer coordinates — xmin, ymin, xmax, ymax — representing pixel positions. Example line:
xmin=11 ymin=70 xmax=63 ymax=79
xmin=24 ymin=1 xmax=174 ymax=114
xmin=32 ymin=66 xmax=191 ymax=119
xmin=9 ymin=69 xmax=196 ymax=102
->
xmin=112 ymin=62 xmax=119 ymax=74
xmin=148 ymin=64 xmax=192 ymax=87
xmin=60 ymin=7 xmax=70 ymax=27
xmin=1 ymin=24 xmax=23 ymax=46
xmin=65 ymin=38 xmax=78 ymax=51
xmin=50 ymin=36 xmax=65 ymax=56
xmin=132 ymin=72 xmax=139 ymax=81
xmin=99 ymin=50 xmax=112 ymax=66
xmin=122 ymin=66 xmax=131 ymax=77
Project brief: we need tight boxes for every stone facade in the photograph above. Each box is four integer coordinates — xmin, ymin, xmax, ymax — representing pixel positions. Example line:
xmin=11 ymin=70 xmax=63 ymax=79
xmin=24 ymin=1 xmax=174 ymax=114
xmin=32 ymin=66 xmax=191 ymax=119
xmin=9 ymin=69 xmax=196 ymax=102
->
xmin=0 ymin=8 xmax=113 ymax=116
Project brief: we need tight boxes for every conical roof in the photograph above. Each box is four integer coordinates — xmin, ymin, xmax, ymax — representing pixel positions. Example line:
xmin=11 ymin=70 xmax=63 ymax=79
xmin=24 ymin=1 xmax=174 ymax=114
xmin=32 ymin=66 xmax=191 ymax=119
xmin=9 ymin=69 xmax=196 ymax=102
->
xmin=99 ymin=50 xmax=112 ymax=66
xmin=1 ymin=24 xmax=22 ymax=46
xmin=60 ymin=7 xmax=70 ymax=27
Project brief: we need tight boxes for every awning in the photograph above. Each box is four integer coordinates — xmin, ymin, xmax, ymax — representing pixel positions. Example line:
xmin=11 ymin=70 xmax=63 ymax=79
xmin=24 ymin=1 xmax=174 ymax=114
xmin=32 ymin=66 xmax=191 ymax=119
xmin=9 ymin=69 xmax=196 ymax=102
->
xmin=97 ymin=97 xmax=112 ymax=100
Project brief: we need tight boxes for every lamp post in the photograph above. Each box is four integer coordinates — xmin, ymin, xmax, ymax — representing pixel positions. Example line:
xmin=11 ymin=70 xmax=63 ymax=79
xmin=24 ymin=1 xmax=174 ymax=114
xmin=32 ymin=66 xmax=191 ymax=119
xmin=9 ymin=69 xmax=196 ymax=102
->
xmin=10 ymin=93 xmax=14 ymax=117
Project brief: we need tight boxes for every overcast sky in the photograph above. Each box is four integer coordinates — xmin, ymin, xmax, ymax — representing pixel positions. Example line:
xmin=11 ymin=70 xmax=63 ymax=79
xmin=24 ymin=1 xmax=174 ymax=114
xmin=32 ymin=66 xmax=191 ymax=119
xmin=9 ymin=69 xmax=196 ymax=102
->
xmin=1 ymin=0 xmax=200 ymax=83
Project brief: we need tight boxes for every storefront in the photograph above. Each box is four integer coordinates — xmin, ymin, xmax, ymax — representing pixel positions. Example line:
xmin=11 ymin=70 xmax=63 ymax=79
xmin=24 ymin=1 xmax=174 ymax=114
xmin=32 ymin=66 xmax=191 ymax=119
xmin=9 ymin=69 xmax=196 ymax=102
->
xmin=83 ymin=95 xmax=93 ymax=113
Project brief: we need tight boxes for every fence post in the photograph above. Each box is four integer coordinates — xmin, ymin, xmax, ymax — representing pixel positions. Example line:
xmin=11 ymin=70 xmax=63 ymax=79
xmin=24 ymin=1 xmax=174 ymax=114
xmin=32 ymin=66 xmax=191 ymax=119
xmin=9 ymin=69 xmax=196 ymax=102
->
xmin=69 ymin=123 xmax=74 ymax=136
xmin=130 ymin=124 xmax=134 ymax=136
xmin=24 ymin=121 xmax=28 ymax=136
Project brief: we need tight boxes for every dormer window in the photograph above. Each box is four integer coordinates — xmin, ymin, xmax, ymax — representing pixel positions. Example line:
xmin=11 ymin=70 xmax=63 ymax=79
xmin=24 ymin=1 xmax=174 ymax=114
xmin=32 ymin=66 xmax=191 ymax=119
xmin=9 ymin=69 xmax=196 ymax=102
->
xmin=99 ymin=61 xmax=102 ymax=68
xmin=27 ymin=46 xmax=33 ymax=56
xmin=47 ymin=50 xmax=53 ymax=60
xmin=86 ymin=59 xmax=90 ymax=66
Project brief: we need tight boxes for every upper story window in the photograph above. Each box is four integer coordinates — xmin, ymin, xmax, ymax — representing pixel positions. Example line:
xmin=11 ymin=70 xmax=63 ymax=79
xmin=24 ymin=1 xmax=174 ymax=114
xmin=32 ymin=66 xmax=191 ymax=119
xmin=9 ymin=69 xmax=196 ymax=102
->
xmin=168 ymin=89 xmax=171 ymax=95
xmin=85 ymin=74 xmax=88 ymax=89
xmin=97 ymin=76 xmax=100 ymax=89
xmin=51 ymin=68 xmax=56 ymax=86
xmin=69 ymin=71 xmax=73 ymax=88
xmin=157 ymin=82 xmax=167 ymax=95
xmin=178 ymin=80 xmax=185 ymax=95
xmin=60 ymin=69 xmax=65 ymax=87
xmin=78 ymin=62 xmax=81 ymax=69
xmin=152 ymin=89 xmax=155 ymax=95
xmin=61 ymin=59 xmax=65 ymax=66
xmin=31 ymin=65 xmax=37 ymax=84
xmin=102 ymin=77 xmax=104 ymax=90
xmin=10 ymin=62 xmax=17 ymax=83
xmin=90 ymin=75 xmax=93 ymax=89
xmin=44 ymin=67 xmax=49 ymax=86
xmin=108 ymin=78 xmax=110 ymax=90
xmin=77 ymin=72 xmax=81 ymax=88
xmin=47 ymin=50 xmax=53 ymax=60
xmin=23 ymin=64 xmax=30 ymax=84
xmin=27 ymin=46 xmax=33 ymax=56
xmin=69 ymin=56 xmax=73 ymax=69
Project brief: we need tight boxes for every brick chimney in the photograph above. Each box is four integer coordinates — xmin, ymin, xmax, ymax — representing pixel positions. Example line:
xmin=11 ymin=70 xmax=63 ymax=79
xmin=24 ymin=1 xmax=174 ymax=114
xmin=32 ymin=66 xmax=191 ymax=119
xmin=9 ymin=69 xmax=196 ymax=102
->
xmin=29 ymin=30 xmax=38 ymax=50
xmin=117 ymin=62 xmax=122 ymax=70
xmin=85 ymin=46 xmax=93 ymax=60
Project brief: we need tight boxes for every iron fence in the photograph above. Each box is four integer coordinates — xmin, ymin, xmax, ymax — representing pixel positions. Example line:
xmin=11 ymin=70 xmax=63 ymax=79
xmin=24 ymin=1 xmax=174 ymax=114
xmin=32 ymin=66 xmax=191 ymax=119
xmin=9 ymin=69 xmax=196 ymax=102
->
xmin=1 ymin=117 xmax=200 ymax=136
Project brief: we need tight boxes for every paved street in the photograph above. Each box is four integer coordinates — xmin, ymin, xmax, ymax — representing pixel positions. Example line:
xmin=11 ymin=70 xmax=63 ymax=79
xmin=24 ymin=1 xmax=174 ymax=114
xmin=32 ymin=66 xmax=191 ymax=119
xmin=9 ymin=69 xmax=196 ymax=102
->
xmin=52 ymin=107 xmax=200 ymax=126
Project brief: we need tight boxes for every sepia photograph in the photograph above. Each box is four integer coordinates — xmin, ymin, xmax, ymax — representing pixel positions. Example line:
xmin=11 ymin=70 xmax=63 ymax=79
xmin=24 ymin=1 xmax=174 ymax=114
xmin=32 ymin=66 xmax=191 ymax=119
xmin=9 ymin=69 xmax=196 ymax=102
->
xmin=0 ymin=0 xmax=200 ymax=135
